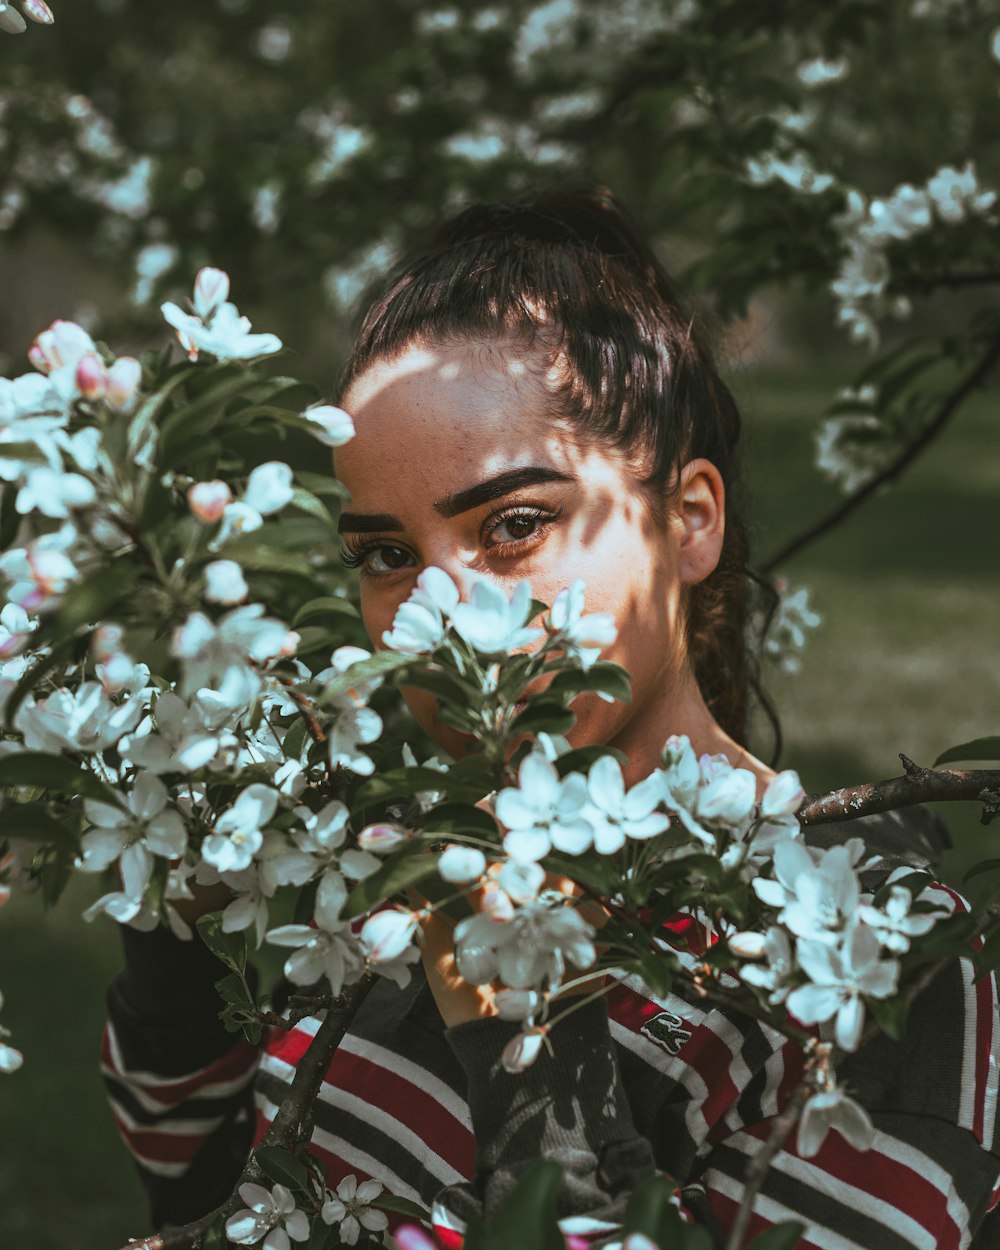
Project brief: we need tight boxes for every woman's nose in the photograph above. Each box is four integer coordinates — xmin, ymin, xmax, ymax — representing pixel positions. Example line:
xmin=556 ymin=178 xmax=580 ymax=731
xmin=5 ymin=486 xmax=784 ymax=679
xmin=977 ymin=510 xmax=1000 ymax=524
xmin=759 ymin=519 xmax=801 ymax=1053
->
xmin=419 ymin=546 xmax=483 ymax=604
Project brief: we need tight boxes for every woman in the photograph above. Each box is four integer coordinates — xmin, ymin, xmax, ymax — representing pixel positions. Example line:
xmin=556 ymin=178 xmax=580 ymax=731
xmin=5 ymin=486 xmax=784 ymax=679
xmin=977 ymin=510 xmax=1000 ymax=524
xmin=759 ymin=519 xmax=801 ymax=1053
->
xmin=103 ymin=187 xmax=1000 ymax=1248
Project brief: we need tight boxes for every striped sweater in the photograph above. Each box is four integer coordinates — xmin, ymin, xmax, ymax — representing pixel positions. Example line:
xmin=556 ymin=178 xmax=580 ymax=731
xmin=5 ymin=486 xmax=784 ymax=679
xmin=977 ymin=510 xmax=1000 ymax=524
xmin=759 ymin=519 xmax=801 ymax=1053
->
xmin=103 ymin=806 xmax=1000 ymax=1248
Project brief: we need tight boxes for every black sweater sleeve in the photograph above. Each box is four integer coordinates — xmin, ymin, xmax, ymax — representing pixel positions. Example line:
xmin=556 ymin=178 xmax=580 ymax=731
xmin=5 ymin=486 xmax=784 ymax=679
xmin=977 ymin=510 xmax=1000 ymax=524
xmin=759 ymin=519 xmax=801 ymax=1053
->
xmin=103 ymin=925 xmax=260 ymax=1229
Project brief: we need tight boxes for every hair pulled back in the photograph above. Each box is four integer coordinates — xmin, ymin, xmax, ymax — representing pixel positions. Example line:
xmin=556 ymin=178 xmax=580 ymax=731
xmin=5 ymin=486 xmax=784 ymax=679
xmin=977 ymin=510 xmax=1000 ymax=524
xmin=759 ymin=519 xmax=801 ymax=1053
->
xmin=340 ymin=185 xmax=758 ymax=748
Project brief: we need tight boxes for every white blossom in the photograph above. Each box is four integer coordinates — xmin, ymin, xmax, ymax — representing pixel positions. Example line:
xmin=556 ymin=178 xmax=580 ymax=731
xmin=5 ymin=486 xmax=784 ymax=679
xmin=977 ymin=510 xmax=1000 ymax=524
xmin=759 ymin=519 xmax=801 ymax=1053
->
xmin=788 ymin=921 xmax=899 ymax=1051
xmin=583 ymin=753 xmax=670 ymax=854
xmin=926 ymin=161 xmax=997 ymax=224
xmin=451 ymin=577 xmax=543 ymax=656
xmin=161 ymin=288 xmax=282 ymax=362
xmin=15 ymin=681 xmax=143 ymax=753
xmin=201 ymin=783 xmax=279 ymax=873
xmin=857 ymin=882 xmax=939 ymax=953
xmin=382 ymin=566 xmax=459 ymax=653
xmin=545 ymin=578 xmax=617 ymax=669
xmin=301 ymin=403 xmax=355 ymax=447
xmin=204 ymin=559 xmax=248 ymax=605
xmin=739 ymin=926 xmax=795 ymax=1005
xmin=244 ymin=461 xmax=294 ymax=516
xmin=321 ymin=1174 xmax=388 ymax=1246
xmin=268 ymin=873 xmax=366 ymax=994
xmin=225 ymin=1182 xmax=310 ymax=1250
xmin=438 ymin=844 xmax=487 ymax=884
xmin=495 ymin=750 xmax=592 ymax=862
xmin=501 ymin=1026 xmax=549 ymax=1073
xmin=454 ymin=894 xmax=595 ymax=992
xmin=78 ymin=772 xmax=187 ymax=897
xmin=754 ymin=839 xmax=865 ymax=943
xmin=798 ymin=1085 xmax=875 ymax=1158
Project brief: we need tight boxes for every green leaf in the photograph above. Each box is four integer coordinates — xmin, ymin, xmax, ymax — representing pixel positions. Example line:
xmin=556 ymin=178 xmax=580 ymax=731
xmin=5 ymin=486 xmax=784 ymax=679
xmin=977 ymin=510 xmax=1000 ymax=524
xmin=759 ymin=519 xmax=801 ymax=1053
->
xmin=545 ymin=663 xmax=633 ymax=704
xmin=219 ymin=542 xmax=315 ymax=577
xmin=343 ymin=852 xmax=440 ymax=918
xmin=933 ymin=737 xmax=1000 ymax=766
xmin=0 ymin=802 xmax=79 ymax=847
xmin=746 ymin=1221 xmax=807 ymax=1249
xmin=353 ymin=765 xmax=478 ymax=808
xmin=974 ymin=928 xmax=1000 ymax=979
xmin=552 ymin=744 xmax=629 ymax=776
xmin=44 ymin=566 xmax=132 ymax=642
xmin=420 ymin=801 xmax=499 ymax=839
xmin=867 ymin=993 xmax=909 ymax=1041
xmin=483 ymin=1161 xmax=564 ymax=1250
xmin=197 ymin=911 xmax=249 ymax=976
xmin=296 ymin=471 xmax=350 ymax=501
xmin=292 ymin=596 xmax=359 ymax=627
xmin=965 ymin=858 xmax=1000 ymax=885
xmin=0 ymin=483 xmax=19 ymax=550
xmin=623 ymin=1174 xmax=686 ymax=1240
xmin=305 ymin=1222 xmax=336 ymax=1250
xmin=295 ymin=626 xmax=347 ymax=656
xmin=319 ymin=650 xmax=412 ymax=702
xmin=510 ymin=701 xmax=576 ymax=735
xmin=0 ymin=752 xmax=126 ymax=809
xmin=371 ymin=1194 xmax=432 ymax=1221
xmin=290 ymin=486 xmax=336 ymax=527
xmin=282 ymin=717 xmax=309 ymax=762
xmin=254 ymin=1145 xmax=311 ymax=1192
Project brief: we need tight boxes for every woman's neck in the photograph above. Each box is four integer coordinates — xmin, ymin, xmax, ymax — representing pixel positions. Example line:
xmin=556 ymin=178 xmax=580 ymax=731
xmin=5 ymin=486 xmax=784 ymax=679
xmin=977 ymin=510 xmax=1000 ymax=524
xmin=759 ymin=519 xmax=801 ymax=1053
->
xmin=609 ymin=664 xmax=778 ymax=799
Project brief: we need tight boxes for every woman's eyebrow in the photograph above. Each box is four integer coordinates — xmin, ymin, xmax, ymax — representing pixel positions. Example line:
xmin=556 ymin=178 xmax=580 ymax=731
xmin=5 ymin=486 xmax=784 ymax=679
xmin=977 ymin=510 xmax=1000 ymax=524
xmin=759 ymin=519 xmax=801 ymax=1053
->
xmin=337 ymin=466 xmax=574 ymax=533
xmin=433 ymin=466 xmax=574 ymax=518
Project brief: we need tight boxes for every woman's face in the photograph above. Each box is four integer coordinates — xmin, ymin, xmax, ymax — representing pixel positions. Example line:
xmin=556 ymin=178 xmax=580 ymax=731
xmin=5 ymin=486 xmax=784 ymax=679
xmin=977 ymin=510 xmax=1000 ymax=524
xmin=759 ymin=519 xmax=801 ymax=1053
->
xmin=335 ymin=339 xmax=726 ymax=773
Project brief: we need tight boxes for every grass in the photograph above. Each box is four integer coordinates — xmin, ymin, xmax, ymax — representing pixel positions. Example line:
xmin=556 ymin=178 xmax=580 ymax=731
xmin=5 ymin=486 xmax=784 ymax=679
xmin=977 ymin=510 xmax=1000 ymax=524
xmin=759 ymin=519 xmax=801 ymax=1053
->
xmin=1 ymin=351 xmax=997 ymax=1247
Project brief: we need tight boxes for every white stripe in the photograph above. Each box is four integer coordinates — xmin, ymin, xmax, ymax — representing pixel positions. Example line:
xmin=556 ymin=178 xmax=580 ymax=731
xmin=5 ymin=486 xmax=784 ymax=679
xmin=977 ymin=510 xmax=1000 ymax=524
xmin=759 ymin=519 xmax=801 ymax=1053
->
xmin=957 ymin=957 xmax=980 ymax=1134
xmin=104 ymin=1024 xmax=258 ymax=1102
xmin=609 ymin=1018 xmax=710 ymax=1147
xmin=119 ymin=1143 xmax=192 ymax=1180
xmin=101 ymin=1057 xmax=257 ymax=1116
xmin=338 ymin=1032 xmax=473 ymax=1131
xmin=108 ymin=1094 xmax=225 ymax=1138
xmin=707 ymin=1169 xmax=869 ymax=1250
xmin=982 ymin=975 xmax=999 ymax=1148
xmin=258 ymin=1050 xmax=464 ymax=1188
xmin=724 ymin=1130 xmax=937 ymax=1250
xmin=255 ymin=1088 xmax=426 ymax=1205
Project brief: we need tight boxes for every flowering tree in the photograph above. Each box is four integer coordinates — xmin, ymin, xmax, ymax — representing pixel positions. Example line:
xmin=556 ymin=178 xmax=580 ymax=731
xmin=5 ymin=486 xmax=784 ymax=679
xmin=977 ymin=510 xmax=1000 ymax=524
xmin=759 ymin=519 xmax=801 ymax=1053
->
xmin=1 ymin=271 xmax=999 ymax=1250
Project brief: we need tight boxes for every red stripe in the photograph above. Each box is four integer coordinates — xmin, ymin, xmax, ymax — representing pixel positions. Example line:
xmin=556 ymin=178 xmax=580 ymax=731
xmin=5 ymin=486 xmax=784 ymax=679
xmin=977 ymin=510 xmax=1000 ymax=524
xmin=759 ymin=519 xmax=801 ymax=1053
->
xmin=735 ymin=1119 xmax=962 ymax=1249
xmin=102 ymin=1026 xmax=258 ymax=1105
xmin=113 ymin=1118 xmax=207 ymax=1165
xmin=264 ymin=1025 xmax=474 ymax=1174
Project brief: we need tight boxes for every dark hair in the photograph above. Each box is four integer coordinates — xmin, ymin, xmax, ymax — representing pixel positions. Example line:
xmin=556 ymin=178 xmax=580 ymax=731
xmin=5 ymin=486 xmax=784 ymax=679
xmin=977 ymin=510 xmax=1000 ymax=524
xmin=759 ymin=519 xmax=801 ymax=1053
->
xmin=340 ymin=185 xmax=773 ymax=752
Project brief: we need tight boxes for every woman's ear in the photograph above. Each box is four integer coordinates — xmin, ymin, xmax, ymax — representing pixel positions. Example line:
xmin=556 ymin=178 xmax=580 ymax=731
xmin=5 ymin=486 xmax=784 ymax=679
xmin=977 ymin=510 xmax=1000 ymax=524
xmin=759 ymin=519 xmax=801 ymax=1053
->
xmin=676 ymin=458 xmax=726 ymax=586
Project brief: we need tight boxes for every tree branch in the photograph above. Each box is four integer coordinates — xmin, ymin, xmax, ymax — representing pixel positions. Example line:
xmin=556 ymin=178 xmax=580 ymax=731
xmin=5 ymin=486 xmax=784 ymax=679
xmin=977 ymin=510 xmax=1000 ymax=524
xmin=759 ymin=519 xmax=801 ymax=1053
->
xmin=119 ymin=975 xmax=376 ymax=1250
xmin=761 ymin=337 xmax=1000 ymax=574
xmin=799 ymin=761 xmax=1000 ymax=827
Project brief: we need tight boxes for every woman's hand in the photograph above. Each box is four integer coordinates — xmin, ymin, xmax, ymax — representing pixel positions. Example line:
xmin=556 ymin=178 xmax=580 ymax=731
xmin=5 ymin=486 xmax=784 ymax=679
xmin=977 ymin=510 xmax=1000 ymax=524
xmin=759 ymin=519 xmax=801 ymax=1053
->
xmin=412 ymin=872 xmax=609 ymax=1030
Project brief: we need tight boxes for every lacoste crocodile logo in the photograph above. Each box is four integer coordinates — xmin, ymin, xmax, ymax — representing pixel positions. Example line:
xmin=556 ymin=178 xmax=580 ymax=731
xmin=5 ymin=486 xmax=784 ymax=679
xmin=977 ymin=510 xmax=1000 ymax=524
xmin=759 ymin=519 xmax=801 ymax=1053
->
xmin=641 ymin=1009 xmax=693 ymax=1056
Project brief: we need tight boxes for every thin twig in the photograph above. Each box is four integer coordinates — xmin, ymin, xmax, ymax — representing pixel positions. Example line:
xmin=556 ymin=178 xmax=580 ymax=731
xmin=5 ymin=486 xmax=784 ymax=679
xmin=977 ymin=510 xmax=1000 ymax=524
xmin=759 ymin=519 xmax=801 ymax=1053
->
xmin=724 ymin=1080 xmax=811 ymax=1250
xmin=119 ymin=975 xmax=376 ymax=1250
xmin=762 ymin=337 xmax=1000 ymax=574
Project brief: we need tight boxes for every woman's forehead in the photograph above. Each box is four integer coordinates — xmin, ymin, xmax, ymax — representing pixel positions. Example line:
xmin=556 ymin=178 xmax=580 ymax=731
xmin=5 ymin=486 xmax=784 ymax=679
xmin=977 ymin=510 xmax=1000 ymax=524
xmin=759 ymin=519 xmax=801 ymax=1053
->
xmin=335 ymin=341 xmax=585 ymax=485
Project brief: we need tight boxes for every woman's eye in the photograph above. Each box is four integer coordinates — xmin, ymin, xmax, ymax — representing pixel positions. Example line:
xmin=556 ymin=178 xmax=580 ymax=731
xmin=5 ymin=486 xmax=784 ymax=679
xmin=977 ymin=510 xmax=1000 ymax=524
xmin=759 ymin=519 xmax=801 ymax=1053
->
xmin=367 ymin=546 xmax=412 ymax=574
xmin=491 ymin=513 xmax=542 ymax=543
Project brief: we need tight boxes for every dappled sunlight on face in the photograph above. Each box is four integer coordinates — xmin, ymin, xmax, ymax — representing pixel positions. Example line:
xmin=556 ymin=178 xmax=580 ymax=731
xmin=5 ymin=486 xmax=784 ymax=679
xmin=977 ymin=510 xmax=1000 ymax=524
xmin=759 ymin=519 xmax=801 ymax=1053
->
xmin=334 ymin=340 xmax=692 ymax=767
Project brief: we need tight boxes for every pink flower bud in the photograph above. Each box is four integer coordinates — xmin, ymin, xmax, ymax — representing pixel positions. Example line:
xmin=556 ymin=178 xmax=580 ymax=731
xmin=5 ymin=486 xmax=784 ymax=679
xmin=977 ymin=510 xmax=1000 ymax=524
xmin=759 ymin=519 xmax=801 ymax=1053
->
xmin=480 ymin=879 xmax=514 ymax=923
xmin=500 ymin=1027 xmax=548 ymax=1074
xmin=192 ymin=267 xmax=230 ymax=320
xmin=187 ymin=480 xmax=232 ymax=523
xmin=358 ymin=822 xmax=410 ymax=853
xmin=360 ymin=907 xmax=420 ymax=963
xmin=27 ymin=547 xmax=76 ymax=595
xmin=75 ymin=353 xmax=108 ymax=400
xmin=279 ymin=630 xmax=299 ymax=657
xmin=106 ymin=356 xmax=142 ymax=412
xmin=28 ymin=320 xmax=95 ymax=375
xmin=22 ymin=0 xmax=55 ymax=23
xmin=393 ymin=1227 xmax=438 ymax=1250
xmin=92 ymin=623 xmax=125 ymax=662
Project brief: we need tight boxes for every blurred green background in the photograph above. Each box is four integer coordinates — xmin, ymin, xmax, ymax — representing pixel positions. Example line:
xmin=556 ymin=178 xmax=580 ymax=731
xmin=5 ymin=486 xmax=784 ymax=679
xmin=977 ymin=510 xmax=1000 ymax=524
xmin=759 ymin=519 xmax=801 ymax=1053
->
xmin=2 ymin=0 xmax=999 ymax=1245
